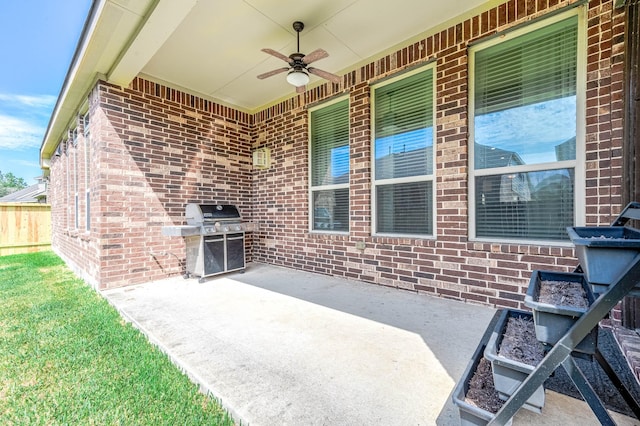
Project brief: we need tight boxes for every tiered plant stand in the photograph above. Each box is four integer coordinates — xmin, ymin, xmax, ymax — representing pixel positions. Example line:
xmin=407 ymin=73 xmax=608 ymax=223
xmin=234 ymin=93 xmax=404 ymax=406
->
xmin=454 ymin=203 xmax=640 ymax=425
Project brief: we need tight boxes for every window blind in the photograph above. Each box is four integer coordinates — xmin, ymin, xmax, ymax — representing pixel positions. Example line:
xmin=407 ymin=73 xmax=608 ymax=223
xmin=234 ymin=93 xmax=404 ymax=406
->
xmin=311 ymin=99 xmax=350 ymax=187
xmin=310 ymin=98 xmax=349 ymax=232
xmin=475 ymin=169 xmax=574 ymax=240
xmin=375 ymin=69 xmax=434 ymax=180
xmin=474 ymin=15 xmax=578 ymax=115
xmin=375 ymin=71 xmax=433 ymax=140
xmin=373 ymin=67 xmax=434 ymax=236
xmin=377 ymin=181 xmax=433 ymax=234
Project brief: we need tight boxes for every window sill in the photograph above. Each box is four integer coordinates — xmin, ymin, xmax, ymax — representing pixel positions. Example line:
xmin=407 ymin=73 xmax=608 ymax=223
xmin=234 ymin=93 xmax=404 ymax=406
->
xmin=309 ymin=230 xmax=350 ymax=238
xmin=67 ymin=229 xmax=92 ymax=241
xmin=372 ymin=233 xmax=435 ymax=240
xmin=468 ymin=237 xmax=573 ymax=248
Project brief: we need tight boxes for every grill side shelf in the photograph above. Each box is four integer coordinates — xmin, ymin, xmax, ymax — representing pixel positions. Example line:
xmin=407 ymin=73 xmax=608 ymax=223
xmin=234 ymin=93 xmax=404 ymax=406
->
xmin=162 ymin=225 xmax=200 ymax=237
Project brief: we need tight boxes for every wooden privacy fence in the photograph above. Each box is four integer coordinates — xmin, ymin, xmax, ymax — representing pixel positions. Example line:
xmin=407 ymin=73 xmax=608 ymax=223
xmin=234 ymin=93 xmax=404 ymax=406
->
xmin=0 ymin=203 xmax=51 ymax=256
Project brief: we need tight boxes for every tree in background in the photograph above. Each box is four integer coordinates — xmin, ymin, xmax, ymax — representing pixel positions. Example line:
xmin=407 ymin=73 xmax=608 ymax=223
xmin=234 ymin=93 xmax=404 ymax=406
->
xmin=0 ymin=171 xmax=28 ymax=197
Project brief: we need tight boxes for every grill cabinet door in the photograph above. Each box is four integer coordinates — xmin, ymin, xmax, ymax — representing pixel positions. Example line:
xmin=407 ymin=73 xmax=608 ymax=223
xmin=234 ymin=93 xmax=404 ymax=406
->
xmin=203 ymin=236 xmax=225 ymax=275
xmin=226 ymin=233 xmax=245 ymax=271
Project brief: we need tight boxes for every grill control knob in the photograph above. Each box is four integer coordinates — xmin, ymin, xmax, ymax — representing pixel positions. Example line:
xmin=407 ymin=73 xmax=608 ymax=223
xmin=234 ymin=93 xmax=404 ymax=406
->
xmin=235 ymin=225 xmax=242 ymax=231
xmin=223 ymin=226 xmax=229 ymax=232
xmin=214 ymin=222 xmax=221 ymax=231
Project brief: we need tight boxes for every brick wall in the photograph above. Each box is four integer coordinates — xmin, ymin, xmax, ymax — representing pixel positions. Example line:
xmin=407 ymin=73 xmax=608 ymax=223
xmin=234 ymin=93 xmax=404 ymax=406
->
xmin=251 ymin=0 xmax=626 ymax=310
xmin=51 ymin=79 xmax=254 ymax=289
xmin=585 ymin=0 xmax=626 ymax=225
xmin=49 ymin=0 xmax=626 ymax=306
xmin=96 ymin=78 xmax=255 ymax=289
xmin=49 ymin=95 xmax=101 ymax=288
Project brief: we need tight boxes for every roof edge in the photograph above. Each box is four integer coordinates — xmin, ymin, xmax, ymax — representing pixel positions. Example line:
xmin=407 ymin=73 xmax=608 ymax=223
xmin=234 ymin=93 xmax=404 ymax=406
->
xmin=40 ymin=0 xmax=104 ymax=165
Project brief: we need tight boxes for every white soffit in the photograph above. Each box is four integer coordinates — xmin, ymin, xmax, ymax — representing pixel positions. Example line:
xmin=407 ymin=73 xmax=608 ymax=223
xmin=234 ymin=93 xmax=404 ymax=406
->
xmin=43 ymin=0 xmax=502 ymax=162
xmin=108 ymin=0 xmax=199 ymax=85
xmin=138 ymin=0 xmax=492 ymax=111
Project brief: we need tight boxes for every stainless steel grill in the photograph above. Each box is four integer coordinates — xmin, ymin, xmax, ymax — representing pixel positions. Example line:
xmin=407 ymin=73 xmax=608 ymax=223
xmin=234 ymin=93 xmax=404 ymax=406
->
xmin=163 ymin=203 xmax=256 ymax=282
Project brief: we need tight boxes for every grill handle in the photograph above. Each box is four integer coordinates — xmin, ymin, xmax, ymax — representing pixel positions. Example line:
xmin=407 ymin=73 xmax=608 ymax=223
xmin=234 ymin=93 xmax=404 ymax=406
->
xmin=204 ymin=237 xmax=224 ymax=243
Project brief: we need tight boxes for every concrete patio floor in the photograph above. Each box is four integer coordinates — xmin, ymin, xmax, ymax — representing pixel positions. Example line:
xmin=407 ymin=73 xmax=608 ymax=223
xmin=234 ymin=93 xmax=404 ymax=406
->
xmin=102 ymin=263 xmax=639 ymax=425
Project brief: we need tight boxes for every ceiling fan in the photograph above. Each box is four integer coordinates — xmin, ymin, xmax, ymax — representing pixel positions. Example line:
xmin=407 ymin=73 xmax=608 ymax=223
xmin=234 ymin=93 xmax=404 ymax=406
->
xmin=257 ymin=21 xmax=341 ymax=93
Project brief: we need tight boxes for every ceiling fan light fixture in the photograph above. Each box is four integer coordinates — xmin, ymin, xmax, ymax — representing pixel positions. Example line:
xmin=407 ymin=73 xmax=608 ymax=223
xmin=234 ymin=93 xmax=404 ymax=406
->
xmin=286 ymin=69 xmax=309 ymax=87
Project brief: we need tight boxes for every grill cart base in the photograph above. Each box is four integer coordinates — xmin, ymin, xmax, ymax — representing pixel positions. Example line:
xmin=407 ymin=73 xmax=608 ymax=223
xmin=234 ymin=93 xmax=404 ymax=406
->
xmin=163 ymin=203 xmax=257 ymax=282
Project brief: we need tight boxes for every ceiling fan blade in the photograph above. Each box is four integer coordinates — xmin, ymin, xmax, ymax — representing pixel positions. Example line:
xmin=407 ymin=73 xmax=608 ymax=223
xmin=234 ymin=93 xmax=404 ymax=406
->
xmin=302 ymin=48 xmax=329 ymax=64
xmin=261 ymin=48 xmax=291 ymax=63
xmin=257 ymin=67 xmax=289 ymax=79
xmin=308 ymin=67 xmax=341 ymax=83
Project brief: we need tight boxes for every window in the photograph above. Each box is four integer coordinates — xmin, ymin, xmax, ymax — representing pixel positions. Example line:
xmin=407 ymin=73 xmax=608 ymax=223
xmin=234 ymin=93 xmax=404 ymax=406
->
xmin=64 ymin=138 xmax=71 ymax=230
xmin=54 ymin=142 xmax=63 ymax=157
xmin=83 ymin=111 xmax=91 ymax=231
xmin=310 ymin=98 xmax=349 ymax=232
xmin=83 ymin=112 xmax=90 ymax=135
xmin=469 ymin=11 xmax=583 ymax=242
xmin=71 ymin=128 xmax=79 ymax=230
xmin=372 ymin=66 xmax=435 ymax=236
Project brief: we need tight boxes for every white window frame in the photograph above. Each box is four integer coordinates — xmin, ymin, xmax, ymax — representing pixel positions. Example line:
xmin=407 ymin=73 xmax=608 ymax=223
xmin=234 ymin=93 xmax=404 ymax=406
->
xmin=308 ymin=95 xmax=350 ymax=235
xmin=70 ymin=128 xmax=79 ymax=230
xmin=64 ymin=138 xmax=71 ymax=230
xmin=83 ymin=111 xmax=91 ymax=232
xmin=468 ymin=7 xmax=586 ymax=245
xmin=371 ymin=64 xmax=437 ymax=238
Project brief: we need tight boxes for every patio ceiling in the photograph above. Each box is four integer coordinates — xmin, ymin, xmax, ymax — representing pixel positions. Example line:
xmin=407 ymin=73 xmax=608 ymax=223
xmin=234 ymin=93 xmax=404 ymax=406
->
xmin=41 ymin=0 xmax=493 ymax=162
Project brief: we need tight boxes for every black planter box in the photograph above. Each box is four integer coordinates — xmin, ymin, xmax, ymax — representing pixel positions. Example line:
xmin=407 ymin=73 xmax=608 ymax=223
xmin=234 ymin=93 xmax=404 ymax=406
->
xmin=524 ymin=270 xmax=598 ymax=354
xmin=567 ymin=226 xmax=640 ymax=292
xmin=484 ymin=309 xmax=545 ymax=413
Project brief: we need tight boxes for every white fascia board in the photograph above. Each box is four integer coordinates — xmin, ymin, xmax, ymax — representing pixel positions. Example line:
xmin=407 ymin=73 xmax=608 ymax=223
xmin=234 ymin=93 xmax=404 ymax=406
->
xmin=40 ymin=0 xmax=158 ymax=164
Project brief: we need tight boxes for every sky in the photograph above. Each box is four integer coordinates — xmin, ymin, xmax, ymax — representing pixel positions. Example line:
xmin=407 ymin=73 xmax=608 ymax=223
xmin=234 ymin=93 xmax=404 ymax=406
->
xmin=0 ymin=1 xmax=92 ymax=184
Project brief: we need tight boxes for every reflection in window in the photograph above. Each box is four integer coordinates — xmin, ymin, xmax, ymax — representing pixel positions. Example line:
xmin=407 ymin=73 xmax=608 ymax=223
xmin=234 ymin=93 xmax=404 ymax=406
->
xmin=330 ymin=145 xmax=349 ymax=181
xmin=375 ymin=128 xmax=433 ymax=179
xmin=313 ymin=188 xmax=349 ymax=232
xmin=474 ymin=96 xmax=576 ymax=168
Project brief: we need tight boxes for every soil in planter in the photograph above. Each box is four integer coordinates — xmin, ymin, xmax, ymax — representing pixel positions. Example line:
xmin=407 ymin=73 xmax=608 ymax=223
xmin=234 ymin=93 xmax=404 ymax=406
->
xmin=538 ymin=279 xmax=588 ymax=309
xmin=466 ymin=357 xmax=504 ymax=413
xmin=498 ymin=316 xmax=545 ymax=366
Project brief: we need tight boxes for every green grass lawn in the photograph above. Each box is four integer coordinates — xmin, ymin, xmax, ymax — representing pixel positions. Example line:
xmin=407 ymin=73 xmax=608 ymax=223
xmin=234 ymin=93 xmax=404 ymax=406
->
xmin=0 ymin=251 xmax=234 ymax=425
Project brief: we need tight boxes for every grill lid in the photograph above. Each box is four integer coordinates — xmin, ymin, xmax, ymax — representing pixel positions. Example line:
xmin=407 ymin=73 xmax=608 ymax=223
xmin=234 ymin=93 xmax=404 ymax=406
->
xmin=186 ymin=203 xmax=241 ymax=225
